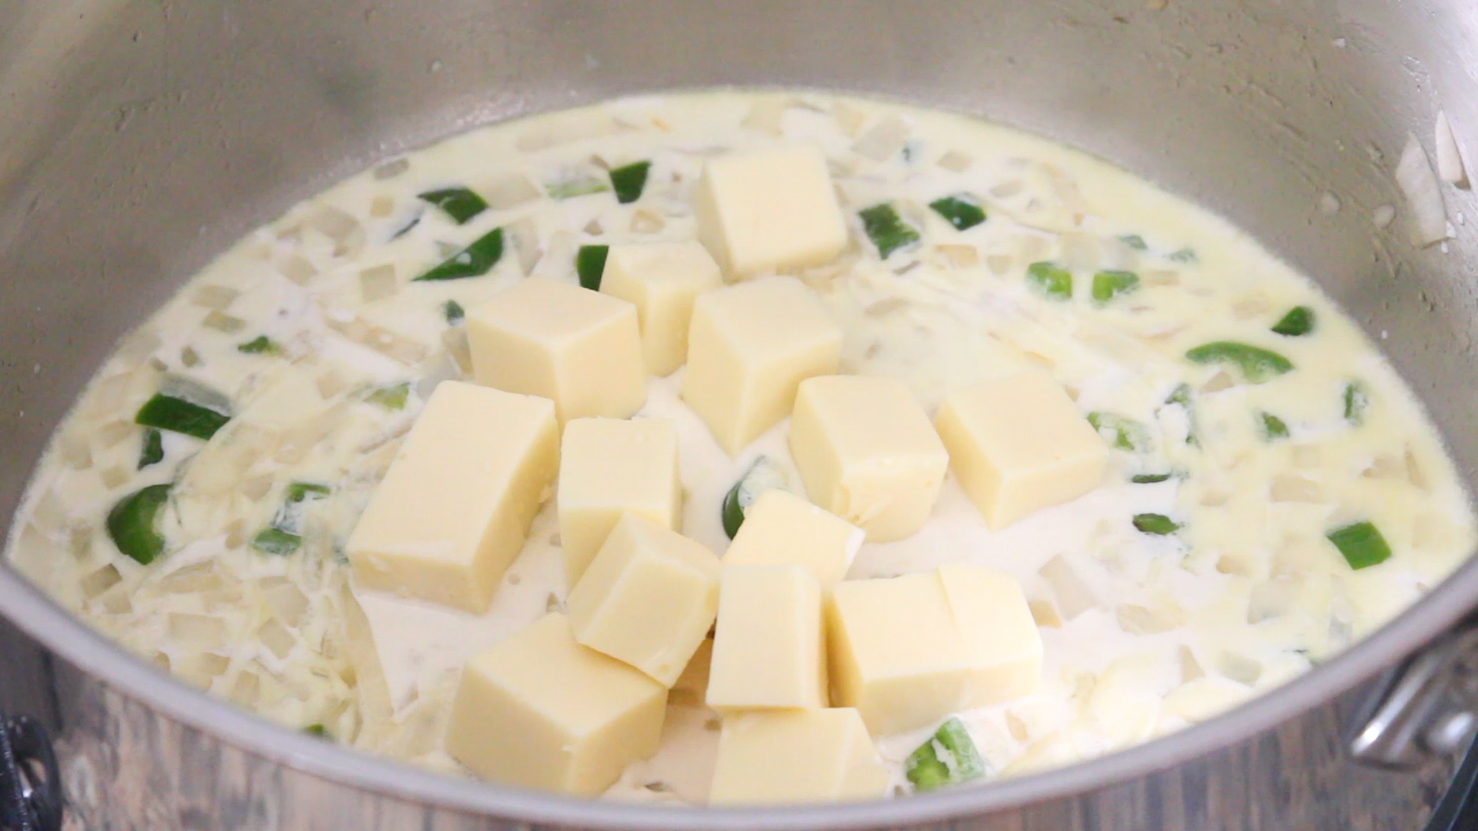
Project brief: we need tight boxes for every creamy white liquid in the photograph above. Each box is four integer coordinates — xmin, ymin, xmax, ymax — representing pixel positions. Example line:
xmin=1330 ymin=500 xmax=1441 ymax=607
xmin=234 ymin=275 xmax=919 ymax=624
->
xmin=7 ymin=91 xmax=1473 ymax=804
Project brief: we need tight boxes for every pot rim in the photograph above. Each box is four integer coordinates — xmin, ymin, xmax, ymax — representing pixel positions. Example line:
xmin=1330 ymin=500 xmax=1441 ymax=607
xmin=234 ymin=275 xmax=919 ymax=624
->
xmin=3 ymin=543 xmax=1475 ymax=829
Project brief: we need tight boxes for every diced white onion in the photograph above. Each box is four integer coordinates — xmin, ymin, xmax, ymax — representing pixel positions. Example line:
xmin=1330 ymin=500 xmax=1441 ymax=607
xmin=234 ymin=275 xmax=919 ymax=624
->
xmin=168 ymin=612 xmax=227 ymax=650
xmin=80 ymin=564 xmax=122 ymax=598
xmin=1178 ymin=645 xmax=1204 ymax=683
xmin=1060 ymin=232 xmax=1102 ymax=271
xmin=259 ymin=619 xmax=297 ymax=660
xmin=230 ymin=669 xmax=262 ymax=707
xmin=99 ymin=465 xmax=129 ymax=489
xmin=359 ymin=265 xmax=398 ymax=302
xmin=937 ymin=150 xmax=973 ymax=172
xmin=631 ymin=209 xmax=665 ymax=234
xmin=1217 ymin=651 xmax=1263 ymax=686
xmin=852 ymin=115 xmax=909 ymax=162
xmin=1395 ymin=133 xmax=1450 ymax=246
xmin=264 ymin=580 xmax=310 ymax=627
xmin=1435 ymin=111 xmax=1468 ymax=186
xmin=191 ymin=284 xmax=240 ymax=311
xmin=315 ymin=369 xmax=349 ymax=400
xmin=938 ymin=244 xmax=980 ymax=269
xmin=441 ymin=328 xmax=473 ymax=375
xmin=280 ymin=255 xmax=317 ymax=286
xmin=1040 ymin=554 xmax=1098 ymax=620
xmin=1290 ymin=444 xmax=1321 ymax=468
xmin=1028 ymin=598 xmax=1063 ymax=628
xmin=58 ymin=430 xmax=93 ymax=471
xmin=1247 ymin=578 xmax=1300 ymax=623
xmin=1362 ymin=454 xmax=1405 ymax=479
xmin=831 ymin=102 xmax=867 ymax=137
xmin=741 ymin=96 xmax=791 ymax=135
xmin=1116 ymin=603 xmax=1183 ymax=635
xmin=1270 ymin=474 xmax=1325 ymax=503
xmin=416 ymin=355 xmax=460 ymax=399
xmin=323 ymin=314 xmax=429 ymax=366
xmin=373 ymin=159 xmax=410 ymax=180
xmin=202 ymin=310 xmax=246 ymax=334
xmin=176 ymin=653 xmax=230 ymax=689
xmin=509 ymin=217 xmax=542 ymax=275
xmin=482 ymin=173 xmax=541 ymax=211
xmin=309 ymin=205 xmax=359 ymax=241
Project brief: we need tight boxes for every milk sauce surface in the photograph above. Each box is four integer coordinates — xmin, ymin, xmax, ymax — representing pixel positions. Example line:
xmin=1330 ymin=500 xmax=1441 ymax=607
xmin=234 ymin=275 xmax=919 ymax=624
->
xmin=8 ymin=91 xmax=1473 ymax=803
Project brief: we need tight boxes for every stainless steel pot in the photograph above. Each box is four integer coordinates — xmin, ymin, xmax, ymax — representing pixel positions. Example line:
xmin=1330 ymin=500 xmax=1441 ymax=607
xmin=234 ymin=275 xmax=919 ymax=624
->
xmin=3 ymin=1 xmax=1478 ymax=828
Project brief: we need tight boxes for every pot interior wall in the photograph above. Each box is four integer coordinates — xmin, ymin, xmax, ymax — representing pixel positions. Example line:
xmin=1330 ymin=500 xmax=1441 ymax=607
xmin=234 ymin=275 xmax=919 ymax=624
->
xmin=1 ymin=0 xmax=1477 ymax=821
xmin=3 ymin=1 xmax=1477 ymax=516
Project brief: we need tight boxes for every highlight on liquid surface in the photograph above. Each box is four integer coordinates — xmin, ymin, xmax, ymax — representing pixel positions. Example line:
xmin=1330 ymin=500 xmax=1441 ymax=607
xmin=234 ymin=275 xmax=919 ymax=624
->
xmin=7 ymin=91 xmax=1473 ymax=805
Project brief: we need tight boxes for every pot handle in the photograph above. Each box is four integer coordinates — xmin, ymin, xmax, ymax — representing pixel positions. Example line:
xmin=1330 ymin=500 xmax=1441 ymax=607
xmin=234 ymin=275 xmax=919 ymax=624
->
xmin=0 ymin=710 xmax=61 ymax=831
xmin=1347 ymin=619 xmax=1478 ymax=831
xmin=1349 ymin=621 xmax=1478 ymax=770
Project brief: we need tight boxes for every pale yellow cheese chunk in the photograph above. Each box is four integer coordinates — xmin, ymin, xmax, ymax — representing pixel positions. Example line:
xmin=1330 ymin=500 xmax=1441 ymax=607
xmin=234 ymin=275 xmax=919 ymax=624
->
xmin=682 ymin=276 xmax=842 ymax=455
xmin=722 ymin=490 xmax=864 ymax=588
xmin=706 ymin=565 xmax=828 ymax=711
xmin=937 ymin=562 xmax=1045 ymax=706
xmin=708 ymin=708 xmax=889 ymax=805
xmin=670 ymin=637 xmax=715 ymax=707
xmin=599 ymin=241 xmax=722 ymax=377
xmin=557 ymin=417 xmax=681 ymax=584
xmin=567 ymin=513 xmax=722 ymax=687
xmin=693 ymin=145 xmax=849 ymax=279
xmin=346 ymin=381 xmax=557 ymax=613
xmin=935 ymin=372 xmax=1109 ymax=529
xmin=788 ymin=375 xmax=950 ymax=542
xmin=445 ymin=614 xmax=667 ymax=797
xmin=466 ymin=278 xmax=646 ymax=421
xmin=827 ymin=563 xmax=1042 ymax=734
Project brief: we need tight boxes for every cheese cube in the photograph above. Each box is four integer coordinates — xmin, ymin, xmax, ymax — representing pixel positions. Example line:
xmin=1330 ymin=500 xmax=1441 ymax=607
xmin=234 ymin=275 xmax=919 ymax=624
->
xmin=466 ymin=279 xmax=646 ymax=421
xmin=706 ymin=565 xmax=827 ymax=710
xmin=347 ymin=381 xmax=557 ymax=613
xmin=670 ymin=637 xmax=715 ymax=707
xmin=935 ymin=372 xmax=1108 ymax=528
xmin=600 ymin=241 xmax=722 ymax=377
xmin=694 ymin=146 xmax=849 ymax=279
xmin=445 ymin=614 xmax=666 ymax=796
xmin=937 ymin=562 xmax=1045 ymax=704
xmin=827 ymin=564 xmax=1042 ymax=734
xmin=708 ymin=708 xmax=889 ymax=805
xmin=683 ymin=276 xmax=842 ymax=455
xmin=558 ymin=417 xmax=681 ymax=584
xmin=567 ymin=513 xmax=722 ymax=687
xmin=722 ymin=490 xmax=864 ymax=587
xmin=788 ymin=375 xmax=949 ymax=542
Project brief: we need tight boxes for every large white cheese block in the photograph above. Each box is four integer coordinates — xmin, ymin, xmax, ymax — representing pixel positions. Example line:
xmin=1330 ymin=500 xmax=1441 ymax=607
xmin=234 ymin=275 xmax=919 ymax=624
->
xmin=693 ymin=145 xmax=849 ymax=279
xmin=557 ymin=417 xmax=681 ymax=584
xmin=444 ymin=613 xmax=667 ymax=796
xmin=599 ymin=241 xmax=723 ymax=377
xmin=346 ymin=381 xmax=558 ymax=613
xmin=934 ymin=371 xmax=1109 ymax=528
xmin=707 ymin=708 xmax=890 ymax=805
xmin=682 ymin=275 xmax=842 ymax=455
xmin=706 ymin=564 xmax=828 ymax=711
xmin=567 ymin=513 xmax=722 ymax=687
xmin=826 ymin=563 xmax=1042 ymax=735
xmin=788 ymin=375 xmax=950 ymax=542
xmin=722 ymin=489 xmax=863 ymax=588
xmin=466 ymin=278 xmax=647 ymax=421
